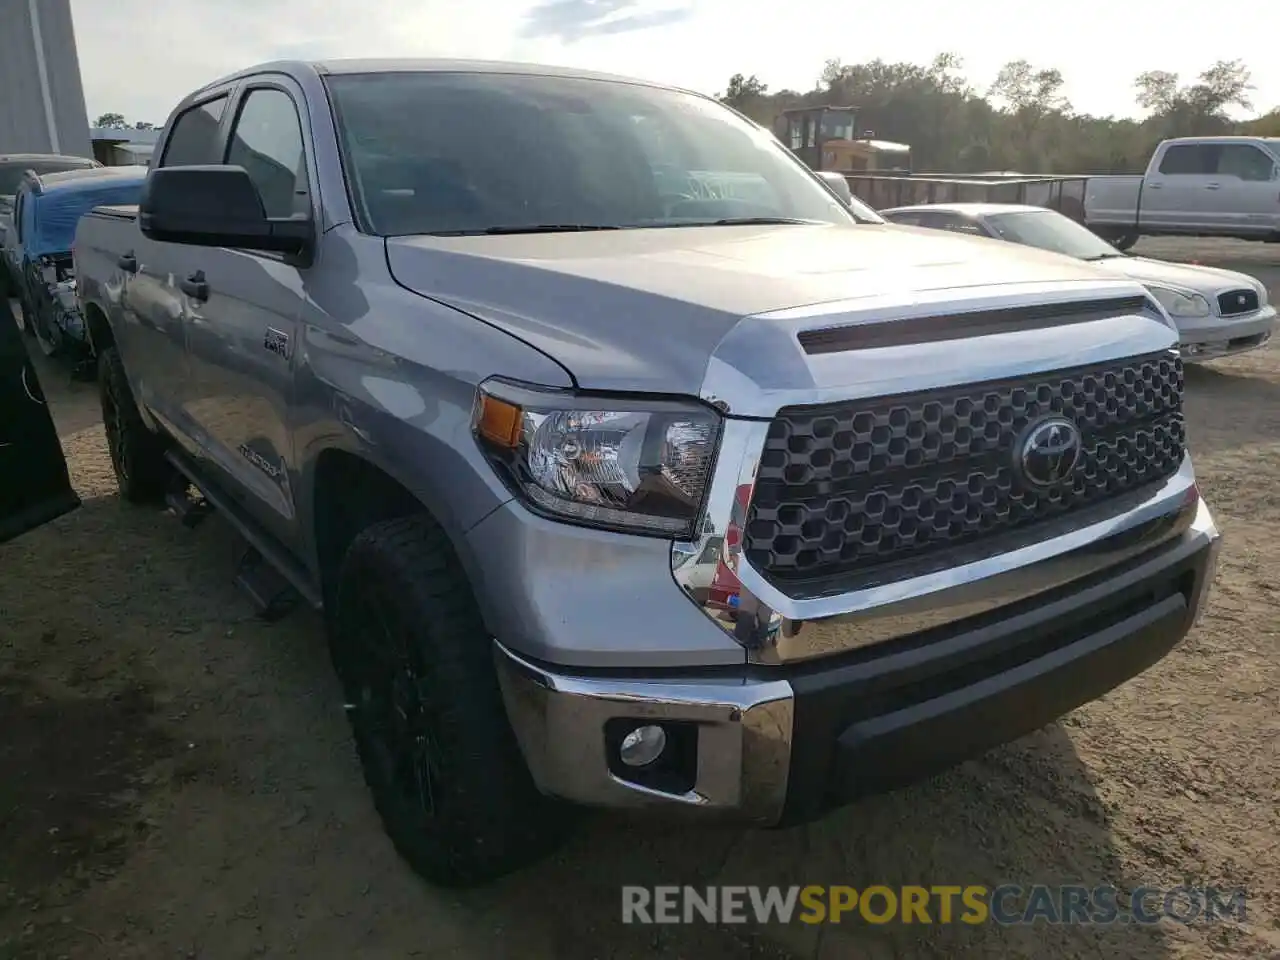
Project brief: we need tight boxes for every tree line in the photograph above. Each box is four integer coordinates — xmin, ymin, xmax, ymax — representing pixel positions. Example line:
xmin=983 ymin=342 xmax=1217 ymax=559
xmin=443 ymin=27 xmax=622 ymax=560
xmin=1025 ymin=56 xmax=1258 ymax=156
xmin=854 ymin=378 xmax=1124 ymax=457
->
xmin=719 ymin=57 xmax=1280 ymax=174
xmin=93 ymin=113 xmax=156 ymax=131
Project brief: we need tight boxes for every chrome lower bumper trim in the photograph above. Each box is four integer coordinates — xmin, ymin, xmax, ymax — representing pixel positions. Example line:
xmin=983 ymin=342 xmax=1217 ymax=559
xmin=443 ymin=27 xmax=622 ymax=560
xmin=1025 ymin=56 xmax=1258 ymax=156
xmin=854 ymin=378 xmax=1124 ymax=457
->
xmin=497 ymin=504 xmax=1219 ymax=821
xmin=673 ymin=413 xmax=1200 ymax=664
xmin=492 ymin=642 xmax=794 ymax=823
xmin=1187 ymin=497 xmax=1223 ymax=626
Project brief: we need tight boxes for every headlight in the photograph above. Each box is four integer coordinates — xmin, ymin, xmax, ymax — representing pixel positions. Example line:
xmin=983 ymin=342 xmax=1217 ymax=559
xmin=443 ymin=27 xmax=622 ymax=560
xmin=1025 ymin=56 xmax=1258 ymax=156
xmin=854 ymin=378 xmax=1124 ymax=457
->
xmin=1147 ymin=285 xmax=1211 ymax=319
xmin=1257 ymin=283 xmax=1270 ymax=307
xmin=471 ymin=379 xmax=722 ymax=538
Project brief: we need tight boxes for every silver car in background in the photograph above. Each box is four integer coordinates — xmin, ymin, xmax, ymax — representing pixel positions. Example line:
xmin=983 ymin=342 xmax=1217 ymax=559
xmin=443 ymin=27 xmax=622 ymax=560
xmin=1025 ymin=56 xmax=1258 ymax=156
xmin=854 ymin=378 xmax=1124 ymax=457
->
xmin=881 ymin=202 xmax=1275 ymax=361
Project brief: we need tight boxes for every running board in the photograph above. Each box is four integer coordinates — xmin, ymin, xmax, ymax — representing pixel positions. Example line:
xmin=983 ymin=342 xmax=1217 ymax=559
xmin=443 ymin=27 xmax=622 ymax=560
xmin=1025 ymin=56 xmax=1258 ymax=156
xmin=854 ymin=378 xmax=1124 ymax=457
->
xmin=163 ymin=450 xmax=323 ymax=613
xmin=234 ymin=544 xmax=301 ymax=622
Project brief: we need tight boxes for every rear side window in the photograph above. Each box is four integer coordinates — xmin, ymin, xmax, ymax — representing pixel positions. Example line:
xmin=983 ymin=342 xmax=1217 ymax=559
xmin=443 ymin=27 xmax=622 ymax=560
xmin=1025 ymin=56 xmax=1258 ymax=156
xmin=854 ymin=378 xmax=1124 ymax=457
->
xmin=1157 ymin=144 xmax=1216 ymax=175
xmin=13 ymin=192 xmax=26 ymax=241
xmin=225 ymin=88 xmax=309 ymax=219
xmin=160 ymin=96 xmax=228 ymax=167
xmin=1216 ymin=144 xmax=1278 ymax=182
xmin=934 ymin=214 xmax=986 ymax=235
xmin=18 ymin=190 xmax=36 ymax=243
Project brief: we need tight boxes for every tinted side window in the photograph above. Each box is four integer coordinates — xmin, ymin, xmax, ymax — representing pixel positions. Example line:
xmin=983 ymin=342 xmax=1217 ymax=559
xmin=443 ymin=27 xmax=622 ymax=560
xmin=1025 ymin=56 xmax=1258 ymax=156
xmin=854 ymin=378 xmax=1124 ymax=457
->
xmin=935 ymin=214 xmax=986 ymax=235
xmin=1157 ymin=144 xmax=1216 ymax=175
xmin=160 ymin=96 xmax=228 ymax=167
xmin=225 ymin=88 xmax=308 ymax=219
xmin=1216 ymin=145 xmax=1278 ymax=182
xmin=914 ymin=212 xmax=956 ymax=230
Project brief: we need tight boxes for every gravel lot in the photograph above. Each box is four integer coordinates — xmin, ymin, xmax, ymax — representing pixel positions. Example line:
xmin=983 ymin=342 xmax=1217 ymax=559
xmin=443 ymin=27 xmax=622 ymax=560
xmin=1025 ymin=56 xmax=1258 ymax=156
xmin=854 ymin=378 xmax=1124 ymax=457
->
xmin=2 ymin=238 xmax=1278 ymax=960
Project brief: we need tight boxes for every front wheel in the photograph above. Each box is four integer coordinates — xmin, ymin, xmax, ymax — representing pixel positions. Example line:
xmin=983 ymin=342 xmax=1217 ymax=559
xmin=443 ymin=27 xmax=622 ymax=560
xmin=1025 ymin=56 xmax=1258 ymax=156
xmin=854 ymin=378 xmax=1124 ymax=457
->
xmin=330 ymin=515 xmax=574 ymax=887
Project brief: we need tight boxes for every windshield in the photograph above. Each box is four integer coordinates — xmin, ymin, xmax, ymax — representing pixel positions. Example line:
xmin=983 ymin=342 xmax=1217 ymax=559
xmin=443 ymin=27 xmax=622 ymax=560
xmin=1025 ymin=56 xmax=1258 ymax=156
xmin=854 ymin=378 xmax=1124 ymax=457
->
xmin=819 ymin=110 xmax=856 ymax=141
xmin=985 ymin=209 xmax=1121 ymax=261
xmin=0 ymin=160 xmax=97 ymax=201
xmin=325 ymin=72 xmax=881 ymax=236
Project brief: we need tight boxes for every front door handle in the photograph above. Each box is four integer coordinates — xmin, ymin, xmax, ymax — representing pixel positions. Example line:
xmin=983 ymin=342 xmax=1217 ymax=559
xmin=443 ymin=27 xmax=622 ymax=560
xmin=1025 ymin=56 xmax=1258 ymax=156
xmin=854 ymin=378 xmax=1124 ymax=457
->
xmin=1205 ymin=182 xmax=1221 ymax=190
xmin=117 ymin=251 xmax=137 ymax=273
xmin=1146 ymin=182 xmax=1162 ymax=189
xmin=180 ymin=270 xmax=209 ymax=301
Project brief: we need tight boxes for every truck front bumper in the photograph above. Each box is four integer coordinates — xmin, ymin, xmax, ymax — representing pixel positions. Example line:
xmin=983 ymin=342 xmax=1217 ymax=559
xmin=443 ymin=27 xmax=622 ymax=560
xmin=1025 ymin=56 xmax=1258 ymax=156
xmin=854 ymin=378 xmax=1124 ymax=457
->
xmin=494 ymin=497 xmax=1220 ymax=825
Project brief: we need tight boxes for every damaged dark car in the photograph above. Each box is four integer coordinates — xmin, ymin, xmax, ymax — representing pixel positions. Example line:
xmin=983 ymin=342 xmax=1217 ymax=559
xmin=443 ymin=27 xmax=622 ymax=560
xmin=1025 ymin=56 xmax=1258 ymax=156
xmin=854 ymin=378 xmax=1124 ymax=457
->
xmin=8 ymin=165 xmax=147 ymax=375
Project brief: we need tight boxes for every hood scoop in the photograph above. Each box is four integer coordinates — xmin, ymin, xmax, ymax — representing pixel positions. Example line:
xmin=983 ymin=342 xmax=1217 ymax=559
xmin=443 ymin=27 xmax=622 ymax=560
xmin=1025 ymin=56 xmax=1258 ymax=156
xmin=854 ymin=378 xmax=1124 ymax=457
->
xmin=797 ymin=295 xmax=1151 ymax=354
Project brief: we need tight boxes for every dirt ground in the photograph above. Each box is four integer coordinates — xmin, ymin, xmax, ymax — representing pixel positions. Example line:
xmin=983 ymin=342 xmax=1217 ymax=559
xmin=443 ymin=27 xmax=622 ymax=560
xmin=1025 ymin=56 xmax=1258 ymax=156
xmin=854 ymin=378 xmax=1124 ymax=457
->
xmin=2 ymin=237 xmax=1278 ymax=960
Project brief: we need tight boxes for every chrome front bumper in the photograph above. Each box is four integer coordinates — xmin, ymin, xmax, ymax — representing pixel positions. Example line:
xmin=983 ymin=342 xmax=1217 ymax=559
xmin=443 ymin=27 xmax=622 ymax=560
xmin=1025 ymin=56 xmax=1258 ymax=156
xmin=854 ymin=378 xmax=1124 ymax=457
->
xmin=1178 ymin=307 xmax=1275 ymax=359
xmin=495 ymin=497 xmax=1222 ymax=823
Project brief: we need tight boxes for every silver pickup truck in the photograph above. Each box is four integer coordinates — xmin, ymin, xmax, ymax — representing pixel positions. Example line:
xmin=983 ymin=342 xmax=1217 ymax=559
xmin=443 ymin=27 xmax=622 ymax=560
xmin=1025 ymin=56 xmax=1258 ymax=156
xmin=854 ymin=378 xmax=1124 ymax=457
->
xmin=1087 ymin=136 xmax=1280 ymax=249
xmin=74 ymin=58 xmax=1222 ymax=887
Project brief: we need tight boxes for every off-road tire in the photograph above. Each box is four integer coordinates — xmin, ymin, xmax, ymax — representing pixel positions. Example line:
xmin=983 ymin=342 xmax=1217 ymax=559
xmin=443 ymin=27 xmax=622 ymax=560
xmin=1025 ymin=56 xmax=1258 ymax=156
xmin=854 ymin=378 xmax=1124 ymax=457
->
xmin=331 ymin=515 xmax=574 ymax=887
xmin=98 ymin=346 xmax=171 ymax=503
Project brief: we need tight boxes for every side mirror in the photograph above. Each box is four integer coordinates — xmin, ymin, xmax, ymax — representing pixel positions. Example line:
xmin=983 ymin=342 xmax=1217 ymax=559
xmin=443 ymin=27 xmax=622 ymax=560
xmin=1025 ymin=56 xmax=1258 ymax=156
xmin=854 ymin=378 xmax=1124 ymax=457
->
xmin=139 ymin=165 xmax=311 ymax=256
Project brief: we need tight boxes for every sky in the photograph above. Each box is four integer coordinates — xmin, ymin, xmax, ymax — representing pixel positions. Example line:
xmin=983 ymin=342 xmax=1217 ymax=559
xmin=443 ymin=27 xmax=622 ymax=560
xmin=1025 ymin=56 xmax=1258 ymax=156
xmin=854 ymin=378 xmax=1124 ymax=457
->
xmin=69 ymin=0 xmax=1279 ymax=127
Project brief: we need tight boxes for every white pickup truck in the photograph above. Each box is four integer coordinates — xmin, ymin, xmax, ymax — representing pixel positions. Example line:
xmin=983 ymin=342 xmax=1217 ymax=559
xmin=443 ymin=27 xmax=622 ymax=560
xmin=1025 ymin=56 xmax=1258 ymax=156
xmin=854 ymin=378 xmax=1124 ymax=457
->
xmin=1086 ymin=136 xmax=1280 ymax=249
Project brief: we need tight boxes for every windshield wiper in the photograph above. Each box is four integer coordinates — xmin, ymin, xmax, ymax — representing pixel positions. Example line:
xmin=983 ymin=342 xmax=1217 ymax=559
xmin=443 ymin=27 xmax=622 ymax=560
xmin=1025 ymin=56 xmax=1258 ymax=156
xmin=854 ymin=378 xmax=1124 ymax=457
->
xmin=427 ymin=224 xmax=622 ymax=236
xmin=644 ymin=216 xmax=829 ymax=230
xmin=707 ymin=217 xmax=825 ymax=226
xmin=1082 ymin=253 xmax=1126 ymax=261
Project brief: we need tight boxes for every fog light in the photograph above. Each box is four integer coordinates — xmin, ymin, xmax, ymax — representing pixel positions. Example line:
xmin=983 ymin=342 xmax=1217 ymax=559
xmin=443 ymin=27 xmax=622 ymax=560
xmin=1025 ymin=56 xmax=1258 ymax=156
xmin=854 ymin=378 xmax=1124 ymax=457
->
xmin=618 ymin=724 xmax=667 ymax=767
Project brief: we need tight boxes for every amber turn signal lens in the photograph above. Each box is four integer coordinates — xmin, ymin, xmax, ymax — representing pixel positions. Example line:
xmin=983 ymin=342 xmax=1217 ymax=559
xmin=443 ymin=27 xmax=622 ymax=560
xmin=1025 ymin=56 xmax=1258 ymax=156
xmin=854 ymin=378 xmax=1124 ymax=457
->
xmin=474 ymin=394 xmax=523 ymax=449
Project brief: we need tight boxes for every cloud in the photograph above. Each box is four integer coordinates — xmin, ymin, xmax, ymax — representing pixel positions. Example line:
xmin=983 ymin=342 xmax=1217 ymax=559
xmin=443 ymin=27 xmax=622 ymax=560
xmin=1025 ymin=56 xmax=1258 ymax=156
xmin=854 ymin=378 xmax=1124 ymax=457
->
xmin=520 ymin=0 xmax=693 ymax=42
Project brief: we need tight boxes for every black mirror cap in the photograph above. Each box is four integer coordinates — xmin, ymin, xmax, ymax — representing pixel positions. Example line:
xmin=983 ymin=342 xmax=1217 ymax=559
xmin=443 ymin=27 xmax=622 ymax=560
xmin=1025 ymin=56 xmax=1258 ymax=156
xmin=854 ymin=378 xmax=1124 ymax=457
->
xmin=139 ymin=165 xmax=311 ymax=255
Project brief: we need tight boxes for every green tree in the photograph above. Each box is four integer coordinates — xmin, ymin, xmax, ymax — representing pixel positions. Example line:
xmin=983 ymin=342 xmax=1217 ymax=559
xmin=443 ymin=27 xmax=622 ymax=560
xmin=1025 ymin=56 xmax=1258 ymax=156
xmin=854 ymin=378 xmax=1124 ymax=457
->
xmin=718 ymin=74 xmax=772 ymax=124
xmin=812 ymin=55 xmax=989 ymax=171
xmin=1242 ymin=108 xmax=1280 ymax=137
xmin=1135 ymin=60 xmax=1253 ymax=137
xmin=94 ymin=112 xmax=127 ymax=129
xmin=987 ymin=60 xmax=1072 ymax=171
xmin=716 ymin=54 xmax=1272 ymax=176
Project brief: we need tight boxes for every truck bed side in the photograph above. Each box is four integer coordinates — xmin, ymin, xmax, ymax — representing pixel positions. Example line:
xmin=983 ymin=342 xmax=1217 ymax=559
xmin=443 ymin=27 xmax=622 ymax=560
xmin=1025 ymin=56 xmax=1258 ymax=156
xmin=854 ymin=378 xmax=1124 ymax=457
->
xmin=73 ymin=205 xmax=141 ymax=352
xmin=1084 ymin=176 xmax=1144 ymax=230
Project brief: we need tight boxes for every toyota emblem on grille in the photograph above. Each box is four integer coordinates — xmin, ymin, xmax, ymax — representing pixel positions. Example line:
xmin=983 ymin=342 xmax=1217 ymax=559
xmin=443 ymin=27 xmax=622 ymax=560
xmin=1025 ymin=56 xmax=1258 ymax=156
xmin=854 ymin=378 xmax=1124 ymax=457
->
xmin=1238 ymin=294 xmax=1248 ymax=306
xmin=1016 ymin=417 xmax=1082 ymax=489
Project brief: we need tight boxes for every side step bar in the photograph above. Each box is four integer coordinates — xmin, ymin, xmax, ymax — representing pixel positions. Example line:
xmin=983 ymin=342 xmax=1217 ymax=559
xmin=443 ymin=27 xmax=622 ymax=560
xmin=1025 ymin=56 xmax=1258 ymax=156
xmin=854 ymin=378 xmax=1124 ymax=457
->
xmin=163 ymin=450 xmax=324 ymax=614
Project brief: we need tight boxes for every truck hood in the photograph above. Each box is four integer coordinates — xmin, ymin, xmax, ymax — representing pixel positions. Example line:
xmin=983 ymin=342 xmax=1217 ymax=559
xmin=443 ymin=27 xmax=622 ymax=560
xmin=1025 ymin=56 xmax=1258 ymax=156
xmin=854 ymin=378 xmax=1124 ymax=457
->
xmin=1087 ymin=255 xmax=1264 ymax=297
xmin=386 ymin=223 xmax=1147 ymax=396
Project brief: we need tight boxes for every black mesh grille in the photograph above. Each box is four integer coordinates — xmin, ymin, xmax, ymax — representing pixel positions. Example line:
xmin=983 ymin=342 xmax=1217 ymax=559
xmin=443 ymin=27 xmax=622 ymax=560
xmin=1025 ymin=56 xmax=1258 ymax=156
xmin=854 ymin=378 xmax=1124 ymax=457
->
xmin=1217 ymin=289 xmax=1260 ymax=317
xmin=745 ymin=352 xmax=1185 ymax=586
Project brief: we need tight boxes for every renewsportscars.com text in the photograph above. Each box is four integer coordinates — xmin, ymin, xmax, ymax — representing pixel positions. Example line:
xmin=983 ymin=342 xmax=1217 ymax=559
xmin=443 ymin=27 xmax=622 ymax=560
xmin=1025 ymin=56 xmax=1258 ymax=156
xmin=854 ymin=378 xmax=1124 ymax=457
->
xmin=621 ymin=885 xmax=1248 ymax=926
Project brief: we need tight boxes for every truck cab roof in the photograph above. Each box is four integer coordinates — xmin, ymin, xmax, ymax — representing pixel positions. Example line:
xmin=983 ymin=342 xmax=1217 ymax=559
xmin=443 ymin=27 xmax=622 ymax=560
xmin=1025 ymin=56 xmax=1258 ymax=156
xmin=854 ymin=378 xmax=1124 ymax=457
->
xmin=185 ymin=57 xmax=697 ymax=103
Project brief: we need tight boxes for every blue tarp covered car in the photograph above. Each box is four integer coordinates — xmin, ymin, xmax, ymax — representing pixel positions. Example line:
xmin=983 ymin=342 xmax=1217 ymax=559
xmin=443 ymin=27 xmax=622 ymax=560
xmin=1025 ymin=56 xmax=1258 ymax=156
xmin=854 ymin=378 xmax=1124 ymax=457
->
xmin=11 ymin=165 xmax=147 ymax=371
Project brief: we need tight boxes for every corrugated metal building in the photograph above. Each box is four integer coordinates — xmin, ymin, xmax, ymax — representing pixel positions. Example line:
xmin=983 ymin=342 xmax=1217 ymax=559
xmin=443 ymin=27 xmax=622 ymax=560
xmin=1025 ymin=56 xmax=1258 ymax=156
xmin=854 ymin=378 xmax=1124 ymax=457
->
xmin=0 ymin=0 xmax=92 ymax=158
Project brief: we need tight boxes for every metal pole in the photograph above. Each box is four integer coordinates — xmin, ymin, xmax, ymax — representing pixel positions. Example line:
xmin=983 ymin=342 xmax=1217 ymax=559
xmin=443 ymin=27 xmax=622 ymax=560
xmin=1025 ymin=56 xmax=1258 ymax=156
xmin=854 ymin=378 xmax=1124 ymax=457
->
xmin=28 ymin=0 xmax=61 ymax=154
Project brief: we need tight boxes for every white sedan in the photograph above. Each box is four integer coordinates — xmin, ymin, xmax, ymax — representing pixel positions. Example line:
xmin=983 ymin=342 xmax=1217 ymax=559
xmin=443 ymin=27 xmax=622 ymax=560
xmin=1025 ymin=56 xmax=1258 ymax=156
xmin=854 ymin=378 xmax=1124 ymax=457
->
xmin=880 ymin=202 xmax=1276 ymax=361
